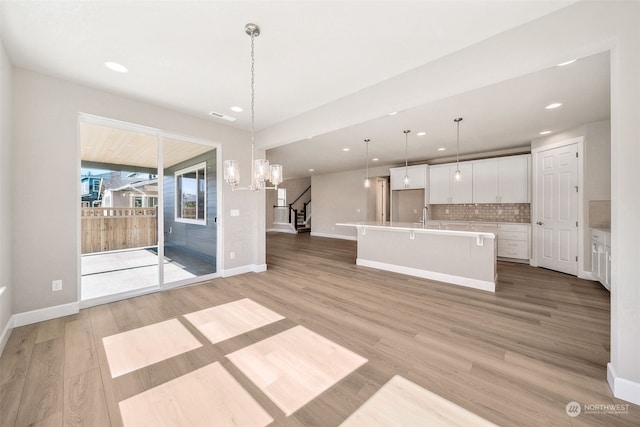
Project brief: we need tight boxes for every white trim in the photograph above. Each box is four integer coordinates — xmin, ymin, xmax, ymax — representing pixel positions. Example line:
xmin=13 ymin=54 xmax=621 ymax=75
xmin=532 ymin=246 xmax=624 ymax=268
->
xmin=356 ymin=259 xmax=495 ymax=292
xmin=266 ymin=228 xmax=297 ymax=234
xmin=310 ymin=232 xmax=357 ymax=241
xmin=12 ymin=302 xmax=79 ymax=327
xmin=608 ymin=363 xmax=640 ymax=406
xmin=221 ymin=264 xmax=267 ymax=278
xmin=174 ymin=161 xmax=207 ymax=225
xmin=0 ymin=315 xmax=14 ymax=356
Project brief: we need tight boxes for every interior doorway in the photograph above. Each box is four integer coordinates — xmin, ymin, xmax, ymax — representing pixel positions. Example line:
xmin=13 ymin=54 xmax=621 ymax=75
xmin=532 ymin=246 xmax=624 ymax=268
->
xmin=79 ymin=115 xmax=220 ymax=305
xmin=533 ymin=139 xmax=580 ymax=276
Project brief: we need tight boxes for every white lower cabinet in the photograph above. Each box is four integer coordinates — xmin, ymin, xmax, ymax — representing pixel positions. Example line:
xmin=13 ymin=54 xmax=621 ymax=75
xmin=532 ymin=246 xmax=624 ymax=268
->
xmin=497 ymin=223 xmax=530 ymax=260
xmin=591 ymin=229 xmax=611 ymax=291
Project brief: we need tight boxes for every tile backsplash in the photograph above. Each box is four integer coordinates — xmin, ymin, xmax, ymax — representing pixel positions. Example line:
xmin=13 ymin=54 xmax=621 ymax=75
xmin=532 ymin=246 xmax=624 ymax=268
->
xmin=429 ymin=203 xmax=531 ymax=223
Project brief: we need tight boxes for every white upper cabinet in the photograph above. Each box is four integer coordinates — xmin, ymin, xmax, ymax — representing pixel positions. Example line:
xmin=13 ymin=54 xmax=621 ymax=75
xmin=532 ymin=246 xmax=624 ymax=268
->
xmin=390 ymin=164 xmax=427 ymax=190
xmin=429 ymin=162 xmax=473 ymax=204
xmin=499 ymin=154 xmax=530 ymax=203
xmin=472 ymin=158 xmax=500 ymax=203
xmin=473 ymin=154 xmax=530 ymax=203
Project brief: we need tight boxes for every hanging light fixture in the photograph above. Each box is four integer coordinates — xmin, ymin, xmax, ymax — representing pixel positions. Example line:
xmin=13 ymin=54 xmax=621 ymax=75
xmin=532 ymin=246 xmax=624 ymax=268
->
xmin=364 ymin=139 xmax=371 ymax=188
xmin=224 ymin=23 xmax=283 ymax=191
xmin=454 ymin=118 xmax=463 ymax=181
xmin=403 ymin=130 xmax=411 ymax=188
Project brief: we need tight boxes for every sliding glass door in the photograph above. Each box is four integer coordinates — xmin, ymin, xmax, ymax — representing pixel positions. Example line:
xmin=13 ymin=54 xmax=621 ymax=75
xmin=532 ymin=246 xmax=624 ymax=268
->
xmin=79 ymin=116 xmax=219 ymax=305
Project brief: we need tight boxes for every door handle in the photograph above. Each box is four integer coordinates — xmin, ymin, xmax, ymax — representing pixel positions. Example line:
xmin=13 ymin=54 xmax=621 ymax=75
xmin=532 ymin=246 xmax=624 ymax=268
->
xmin=536 ymin=221 xmax=543 ymax=225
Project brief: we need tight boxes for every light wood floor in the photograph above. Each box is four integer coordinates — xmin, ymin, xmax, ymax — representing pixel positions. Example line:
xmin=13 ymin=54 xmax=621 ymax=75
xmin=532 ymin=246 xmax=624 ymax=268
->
xmin=2 ymin=233 xmax=639 ymax=426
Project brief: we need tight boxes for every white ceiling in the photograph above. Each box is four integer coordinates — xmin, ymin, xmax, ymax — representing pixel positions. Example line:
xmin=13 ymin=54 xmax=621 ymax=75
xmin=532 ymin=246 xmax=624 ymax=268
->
xmin=1 ymin=0 xmax=607 ymax=180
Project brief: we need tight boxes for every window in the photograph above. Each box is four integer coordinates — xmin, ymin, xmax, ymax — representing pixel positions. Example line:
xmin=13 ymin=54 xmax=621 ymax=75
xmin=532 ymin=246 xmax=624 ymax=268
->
xmin=277 ymin=188 xmax=286 ymax=207
xmin=92 ymin=180 xmax=101 ymax=193
xmin=175 ymin=162 xmax=206 ymax=224
xmin=81 ymin=180 xmax=89 ymax=195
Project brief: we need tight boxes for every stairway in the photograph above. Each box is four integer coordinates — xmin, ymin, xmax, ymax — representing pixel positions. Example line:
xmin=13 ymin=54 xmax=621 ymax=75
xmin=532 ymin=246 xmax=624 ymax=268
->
xmin=296 ymin=212 xmax=310 ymax=233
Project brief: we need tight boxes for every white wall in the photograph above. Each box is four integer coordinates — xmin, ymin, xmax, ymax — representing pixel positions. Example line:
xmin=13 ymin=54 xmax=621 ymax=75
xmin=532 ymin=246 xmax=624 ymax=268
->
xmin=0 ymin=40 xmax=13 ymax=347
xmin=311 ymin=165 xmax=392 ymax=239
xmin=532 ymin=119 xmax=611 ymax=272
xmin=11 ymin=68 xmax=264 ymax=315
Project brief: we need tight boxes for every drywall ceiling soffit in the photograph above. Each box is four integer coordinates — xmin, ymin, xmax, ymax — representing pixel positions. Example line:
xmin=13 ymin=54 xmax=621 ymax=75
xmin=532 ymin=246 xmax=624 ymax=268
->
xmin=0 ymin=0 xmax=576 ymax=132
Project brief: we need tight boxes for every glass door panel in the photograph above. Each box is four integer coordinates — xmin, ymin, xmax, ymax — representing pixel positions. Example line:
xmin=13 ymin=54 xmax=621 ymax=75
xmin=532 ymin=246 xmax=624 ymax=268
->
xmin=80 ymin=122 xmax=159 ymax=301
xmin=161 ymin=137 xmax=217 ymax=286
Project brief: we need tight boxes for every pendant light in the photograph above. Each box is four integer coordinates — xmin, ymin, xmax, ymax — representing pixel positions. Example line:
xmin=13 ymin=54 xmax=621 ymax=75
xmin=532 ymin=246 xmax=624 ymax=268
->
xmin=403 ymin=130 xmax=411 ymax=188
xmin=364 ymin=139 xmax=371 ymax=188
xmin=454 ymin=118 xmax=463 ymax=181
xmin=223 ymin=23 xmax=283 ymax=191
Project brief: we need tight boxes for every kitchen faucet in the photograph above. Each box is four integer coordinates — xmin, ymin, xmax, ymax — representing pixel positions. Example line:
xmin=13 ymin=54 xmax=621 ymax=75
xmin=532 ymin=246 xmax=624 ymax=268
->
xmin=421 ymin=206 xmax=430 ymax=228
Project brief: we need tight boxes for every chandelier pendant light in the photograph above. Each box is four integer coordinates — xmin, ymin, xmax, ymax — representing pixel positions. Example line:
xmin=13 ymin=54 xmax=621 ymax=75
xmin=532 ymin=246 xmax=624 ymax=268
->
xmin=364 ymin=139 xmax=371 ymax=188
xmin=454 ymin=118 xmax=463 ymax=182
xmin=223 ymin=23 xmax=283 ymax=191
xmin=403 ymin=130 xmax=411 ymax=188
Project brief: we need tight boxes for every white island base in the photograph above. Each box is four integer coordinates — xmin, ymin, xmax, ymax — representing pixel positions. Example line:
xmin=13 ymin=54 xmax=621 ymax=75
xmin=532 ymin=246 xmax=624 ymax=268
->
xmin=337 ymin=222 xmax=497 ymax=292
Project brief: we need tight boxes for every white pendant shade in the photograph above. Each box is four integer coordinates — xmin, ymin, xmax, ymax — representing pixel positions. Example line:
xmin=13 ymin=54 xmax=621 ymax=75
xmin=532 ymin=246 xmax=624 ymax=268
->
xmin=254 ymin=159 xmax=270 ymax=185
xmin=270 ymin=164 xmax=283 ymax=186
xmin=224 ymin=159 xmax=240 ymax=186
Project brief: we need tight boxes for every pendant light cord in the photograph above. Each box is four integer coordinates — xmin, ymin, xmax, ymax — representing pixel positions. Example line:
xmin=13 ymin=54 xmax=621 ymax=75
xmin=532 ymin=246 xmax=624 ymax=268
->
xmin=250 ymin=31 xmax=256 ymax=185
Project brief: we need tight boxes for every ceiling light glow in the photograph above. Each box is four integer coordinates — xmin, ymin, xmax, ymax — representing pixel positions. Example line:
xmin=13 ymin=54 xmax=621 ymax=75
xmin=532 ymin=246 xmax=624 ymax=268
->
xmin=557 ymin=59 xmax=577 ymax=67
xmin=308 ymin=168 xmax=314 ymax=172
xmin=104 ymin=61 xmax=128 ymax=73
xmin=437 ymin=147 xmax=445 ymax=151
xmin=417 ymin=131 xmax=426 ymax=136
xmin=342 ymin=148 xmax=350 ymax=152
xmin=230 ymin=106 xmax=243 ymax=112
xmin=372 ymin=158 xmax=379 ymax=161
xmin=539 ymin=130 xmax=552 ymax=135
xmin=545 ymin=102 xmax=562 ymax=109
xmin=388 ymin=111 xmax=398 ymax=116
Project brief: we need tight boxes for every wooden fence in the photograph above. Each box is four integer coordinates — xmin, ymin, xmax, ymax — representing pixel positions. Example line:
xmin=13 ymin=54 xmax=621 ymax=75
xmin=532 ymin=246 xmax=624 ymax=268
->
xmin=81 ymin=207 xmax=158 ymax=254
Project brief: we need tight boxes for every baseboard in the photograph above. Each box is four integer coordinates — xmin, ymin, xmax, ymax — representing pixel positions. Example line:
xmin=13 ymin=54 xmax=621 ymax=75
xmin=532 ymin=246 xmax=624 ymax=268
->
xmin=12 ymin=301 xmax=79 ymax=328
xmin=608 ymin=363 xmax=640 ymax=406
xmin=0 ymin=315 xmax=14 ymax=356
xmin=221 ymin=264 xmax=267 ymax=278
xmin=357 ymin=258 xmax=495 ymax=292
xmin=266 ymin=228 xmax=297 ymax=234
xmin=310 ymin=232 xmax=357 ymax=241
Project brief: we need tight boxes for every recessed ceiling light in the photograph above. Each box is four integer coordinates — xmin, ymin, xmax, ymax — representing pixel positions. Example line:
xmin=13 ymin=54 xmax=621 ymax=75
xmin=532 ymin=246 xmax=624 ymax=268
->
xmin=545 ymin=102 xmax=562 ymax=109
xmin=539 ymin=130 xmax=552 ymax=135
xmin=417 ymin=131 xmax=426 ymax=136
xmin=308 ymin=168 xmax=314 ymax=172
xmin=104 ymin=61 xmax=128 ymax=73
xmin=230 ymin=106 xmax=243 ymax=112
xmin=307 ymin=136 xmax=313 ymax=139
xmin=437 ymin=147 xmax=446 ymax=151
xmin=342 ymin=148 xmax=350 ymax=152
xmin=372 ymin=158 xmax=379 ymax=162
xmin=557 ymin=59 xmax=577 ymax=67
xmin=388 ymin=111 xmax=398 ymax=116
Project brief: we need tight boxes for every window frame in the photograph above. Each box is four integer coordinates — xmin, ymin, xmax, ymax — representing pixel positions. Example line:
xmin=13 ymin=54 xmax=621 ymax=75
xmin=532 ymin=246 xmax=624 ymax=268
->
xmin=174 ymin=161 xmax=207 ymax=225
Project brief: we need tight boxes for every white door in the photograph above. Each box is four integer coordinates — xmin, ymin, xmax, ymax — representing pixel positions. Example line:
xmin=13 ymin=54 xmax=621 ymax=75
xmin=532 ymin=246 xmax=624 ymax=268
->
xmin=536 ymin=143 xmax=578 ymax=275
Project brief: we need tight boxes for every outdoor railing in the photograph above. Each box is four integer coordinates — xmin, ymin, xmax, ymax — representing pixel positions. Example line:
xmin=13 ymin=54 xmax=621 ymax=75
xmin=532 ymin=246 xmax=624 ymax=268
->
xmin=81 ymin=207 xmax=158 ymax=254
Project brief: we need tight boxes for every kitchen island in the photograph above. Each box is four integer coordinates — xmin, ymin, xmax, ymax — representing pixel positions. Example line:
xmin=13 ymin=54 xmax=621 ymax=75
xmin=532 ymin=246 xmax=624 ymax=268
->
xmin=336 ymin=222 xmax=497 ymax=292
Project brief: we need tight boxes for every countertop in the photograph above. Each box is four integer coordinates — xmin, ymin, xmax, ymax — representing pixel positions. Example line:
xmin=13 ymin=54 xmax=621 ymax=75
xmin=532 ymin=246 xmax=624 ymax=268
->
xmin=336 ymin=221 xmax=497 ymax=239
